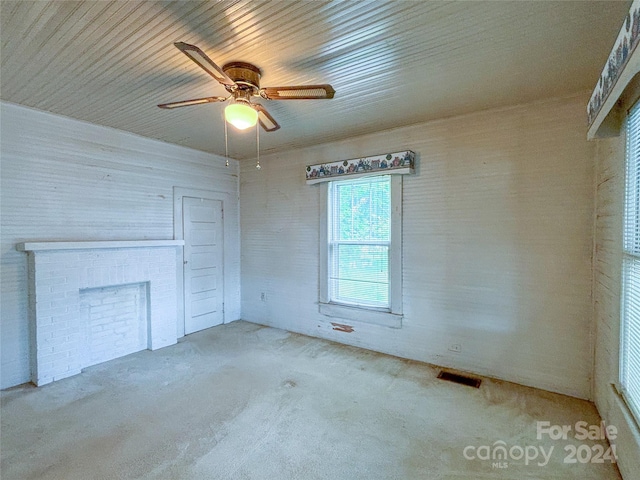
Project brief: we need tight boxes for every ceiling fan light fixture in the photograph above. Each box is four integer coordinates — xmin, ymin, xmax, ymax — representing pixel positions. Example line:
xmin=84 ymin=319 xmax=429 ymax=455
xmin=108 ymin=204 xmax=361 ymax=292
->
xmin=224 ymin=101 xmax=258 ymax=130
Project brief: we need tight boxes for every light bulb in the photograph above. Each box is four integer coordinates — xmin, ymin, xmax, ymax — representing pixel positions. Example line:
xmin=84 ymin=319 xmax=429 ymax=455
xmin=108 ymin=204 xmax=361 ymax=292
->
xmin=224 ymin=102 xmax=258 ymax=130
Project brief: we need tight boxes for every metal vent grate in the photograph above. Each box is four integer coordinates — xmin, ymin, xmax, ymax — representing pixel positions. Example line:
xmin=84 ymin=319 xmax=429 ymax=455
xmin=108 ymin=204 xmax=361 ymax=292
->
xmin=437 ymin=371 xmax=482 ymax=388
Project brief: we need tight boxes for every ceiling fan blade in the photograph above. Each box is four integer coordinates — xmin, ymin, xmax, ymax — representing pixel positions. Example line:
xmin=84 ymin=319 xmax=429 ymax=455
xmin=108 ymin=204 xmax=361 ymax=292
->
xmin=174 ymin=42 xmax=235 ymax=87
xmin=254 ymin=104 xmax=280 ymax=132
xmin=260 ymin=84 xmax=335 ymax=100
xmin=158 ymin=96 xmax=227 ymax=109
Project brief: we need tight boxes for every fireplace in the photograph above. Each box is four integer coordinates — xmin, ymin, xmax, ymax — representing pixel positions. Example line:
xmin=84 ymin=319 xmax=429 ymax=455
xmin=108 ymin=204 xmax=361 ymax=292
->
xmin=80 ymin=282 xmax=149 ymax=368
xmin=17 ymin=240 xmax=184 ymax=386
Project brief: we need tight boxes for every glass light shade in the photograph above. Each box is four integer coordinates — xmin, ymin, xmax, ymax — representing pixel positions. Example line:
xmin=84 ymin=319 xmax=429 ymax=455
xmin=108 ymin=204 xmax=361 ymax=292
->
xmin=224 ymin=102 xmax=258 ymax=130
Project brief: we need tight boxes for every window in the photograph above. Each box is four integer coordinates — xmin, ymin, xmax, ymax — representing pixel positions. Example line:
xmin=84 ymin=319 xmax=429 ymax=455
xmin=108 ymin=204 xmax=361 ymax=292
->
xmin=329 ymin=175 xmax=391 ymax=308
xmin=319 ymin=175 xmax=402 ymax=328
xmin=621 ymin=99 xmax=640 ymax=424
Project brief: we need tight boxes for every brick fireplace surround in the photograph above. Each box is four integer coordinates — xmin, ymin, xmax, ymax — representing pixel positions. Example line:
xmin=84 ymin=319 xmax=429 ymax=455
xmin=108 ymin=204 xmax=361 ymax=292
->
xmin=17 ymin=240 xmax=184 ymax=386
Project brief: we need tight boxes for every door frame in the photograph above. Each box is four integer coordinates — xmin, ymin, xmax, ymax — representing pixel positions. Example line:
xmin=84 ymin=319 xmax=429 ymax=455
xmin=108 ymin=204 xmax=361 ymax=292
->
xmin=173 ymin=187 xmax=232 ymax=338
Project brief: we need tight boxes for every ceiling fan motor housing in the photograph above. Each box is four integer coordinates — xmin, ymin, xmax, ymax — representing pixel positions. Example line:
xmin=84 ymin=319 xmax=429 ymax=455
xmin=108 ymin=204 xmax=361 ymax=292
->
xmin=223 ymin=62 xmax=262 ymax=93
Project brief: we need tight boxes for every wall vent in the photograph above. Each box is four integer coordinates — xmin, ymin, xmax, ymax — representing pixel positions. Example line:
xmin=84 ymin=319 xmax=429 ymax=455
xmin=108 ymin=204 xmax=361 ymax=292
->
xmin=437 ymin=371 xmax=482 ymax=388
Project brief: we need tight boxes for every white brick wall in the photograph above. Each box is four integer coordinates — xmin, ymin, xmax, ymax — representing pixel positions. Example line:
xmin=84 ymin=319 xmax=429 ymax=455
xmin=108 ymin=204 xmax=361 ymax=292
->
xmin=1 ymin=102 xmax=241 ymax=389
xmin=26 ymin=245 xmax=179 ymax=386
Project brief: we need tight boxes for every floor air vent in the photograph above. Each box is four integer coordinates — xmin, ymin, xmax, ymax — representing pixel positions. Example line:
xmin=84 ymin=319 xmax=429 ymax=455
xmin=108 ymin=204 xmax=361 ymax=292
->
xmin=437 ymin=371 xmax=482 ymax=388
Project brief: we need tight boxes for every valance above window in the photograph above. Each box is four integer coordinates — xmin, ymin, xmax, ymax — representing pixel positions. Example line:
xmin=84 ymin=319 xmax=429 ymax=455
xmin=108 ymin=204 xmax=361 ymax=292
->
xmin=305 ymin=150 xmax=415 ymax=185
xmin=587 ymin=0 xmax=640 ymax=139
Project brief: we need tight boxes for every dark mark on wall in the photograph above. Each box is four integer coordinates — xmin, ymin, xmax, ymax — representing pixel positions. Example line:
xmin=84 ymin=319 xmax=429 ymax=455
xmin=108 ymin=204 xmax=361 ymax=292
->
xmin=331 ymin=322 xmax=354 ymax=333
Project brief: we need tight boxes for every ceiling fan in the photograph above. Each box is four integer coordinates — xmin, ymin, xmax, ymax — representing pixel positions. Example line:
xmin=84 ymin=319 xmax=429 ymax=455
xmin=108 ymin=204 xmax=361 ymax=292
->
xmin=158 ymin=42 xmax=335 ymax=132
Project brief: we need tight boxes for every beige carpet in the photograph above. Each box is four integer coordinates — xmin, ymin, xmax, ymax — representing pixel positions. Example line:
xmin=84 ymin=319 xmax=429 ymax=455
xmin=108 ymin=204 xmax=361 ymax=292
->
xmin=1 ymin=321 xmax=622 ymax=479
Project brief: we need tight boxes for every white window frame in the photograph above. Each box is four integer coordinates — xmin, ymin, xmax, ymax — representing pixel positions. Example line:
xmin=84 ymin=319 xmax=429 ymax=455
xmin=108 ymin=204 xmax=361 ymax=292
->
xmin=620 ymin=98 xmax=640 ymax=426
xmin=319 ymin=174 xmax=403 ymax=328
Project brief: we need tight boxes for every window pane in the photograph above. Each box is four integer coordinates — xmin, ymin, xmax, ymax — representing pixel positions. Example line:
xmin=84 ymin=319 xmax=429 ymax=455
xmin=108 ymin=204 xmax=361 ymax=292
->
xmin=622 ymin=256 xmax=640 ymax=421
xmin=331 ymin=244 xmax=389 ymax=306
xmin=334 ymin=177 xmax=390 ymax=241
xmin=624 ymin=100 xmax=640 ymax=254
xmin=329 ymin=175 xmax=392 ymax=308
xmin=622 ymin=100 xmax=640 ymax=425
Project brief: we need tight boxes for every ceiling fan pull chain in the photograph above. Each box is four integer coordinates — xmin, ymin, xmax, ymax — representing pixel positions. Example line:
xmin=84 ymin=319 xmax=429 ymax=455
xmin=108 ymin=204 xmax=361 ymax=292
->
xmin=256 ymin=121 xmax=261 ymax=170
xmin=224 ymin=112 xmax=229 ymax=167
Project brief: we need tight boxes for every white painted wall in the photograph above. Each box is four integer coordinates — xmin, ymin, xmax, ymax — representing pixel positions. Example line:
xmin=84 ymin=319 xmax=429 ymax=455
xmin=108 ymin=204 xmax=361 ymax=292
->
xmin=0 ymin=102 xmax=240 ymax=389
xmin=241 ymin=93 xmax=595 ymax=399
xmin=593 ymin=133 xmax=640 ymax=479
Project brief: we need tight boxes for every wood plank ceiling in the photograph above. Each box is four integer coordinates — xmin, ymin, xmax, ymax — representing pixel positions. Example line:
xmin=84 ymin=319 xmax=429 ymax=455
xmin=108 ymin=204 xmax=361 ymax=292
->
xmin=0 ymin=0 xmax=631 ymax=159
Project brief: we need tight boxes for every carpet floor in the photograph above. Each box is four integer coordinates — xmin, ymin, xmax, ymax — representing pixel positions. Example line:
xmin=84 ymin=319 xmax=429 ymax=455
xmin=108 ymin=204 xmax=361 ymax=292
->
xmin=1 ymin=321 xmax=622 ymax=479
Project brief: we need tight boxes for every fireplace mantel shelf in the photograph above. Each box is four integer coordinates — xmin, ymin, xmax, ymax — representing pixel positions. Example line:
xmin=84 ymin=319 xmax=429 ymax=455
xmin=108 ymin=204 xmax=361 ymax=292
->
xmin=17 ymin=240 xmax=184 ymax=252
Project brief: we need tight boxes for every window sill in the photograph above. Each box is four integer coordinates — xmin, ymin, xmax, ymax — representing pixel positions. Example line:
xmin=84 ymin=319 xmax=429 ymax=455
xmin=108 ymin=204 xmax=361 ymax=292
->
xmin=318 ymin=302 xmax=402 ymax=329
xmin=612 ymin=383 xmax=640 ymax=437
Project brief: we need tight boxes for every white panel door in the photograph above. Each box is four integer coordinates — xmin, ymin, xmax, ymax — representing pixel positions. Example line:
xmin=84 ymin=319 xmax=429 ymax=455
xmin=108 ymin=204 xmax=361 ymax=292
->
xmin=183 ymin=197 xmax=224 ymax=334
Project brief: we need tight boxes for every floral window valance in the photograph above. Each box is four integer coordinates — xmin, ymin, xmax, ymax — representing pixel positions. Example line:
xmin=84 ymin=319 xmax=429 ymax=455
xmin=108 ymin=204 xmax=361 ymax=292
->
xmin=305 ymin=150 xmax=415 ymax=185
xmin=588 ymin=0 xmax=640 ymax=139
